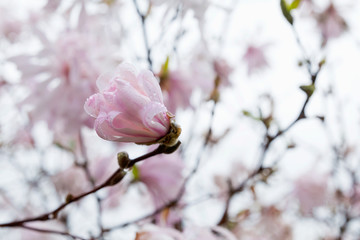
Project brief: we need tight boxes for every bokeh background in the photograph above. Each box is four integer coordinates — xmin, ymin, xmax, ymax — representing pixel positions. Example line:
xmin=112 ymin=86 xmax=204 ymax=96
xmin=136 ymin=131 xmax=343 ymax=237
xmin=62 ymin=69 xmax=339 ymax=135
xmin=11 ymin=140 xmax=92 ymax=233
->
xmin=1 ymin=0 xmax=360 ymax=239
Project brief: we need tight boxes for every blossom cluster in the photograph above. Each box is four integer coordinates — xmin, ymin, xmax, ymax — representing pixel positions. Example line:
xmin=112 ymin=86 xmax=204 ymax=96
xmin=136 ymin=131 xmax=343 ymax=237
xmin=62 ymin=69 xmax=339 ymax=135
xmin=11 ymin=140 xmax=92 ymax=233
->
xmin=0 ymin=0 xmax=359 ymax=240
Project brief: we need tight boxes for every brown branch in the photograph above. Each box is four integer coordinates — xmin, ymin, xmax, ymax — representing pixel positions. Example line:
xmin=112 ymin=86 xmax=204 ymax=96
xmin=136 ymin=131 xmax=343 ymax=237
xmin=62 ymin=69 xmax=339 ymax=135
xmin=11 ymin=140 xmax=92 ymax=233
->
xmin=104 ymin=191 xmax=218 ymax=232
xmin=0 ymin=145 xmax=176 ymax=229
xmin=19 ymin=225 xmax=87 ymax=240
xmin=133 ymin=0 xmax=153 ymax=71
xmin=102 ymin=102 xmax=218 ymax=234
xmin=0 ymin=168 xmax=126 ymax=228
xmin=78 ymin=131 xmax=105 ymax=238
xmin=103 ymin=199 xmax=178 ymax=231
xmin=217 ymin=24 xmax=325 ymax=225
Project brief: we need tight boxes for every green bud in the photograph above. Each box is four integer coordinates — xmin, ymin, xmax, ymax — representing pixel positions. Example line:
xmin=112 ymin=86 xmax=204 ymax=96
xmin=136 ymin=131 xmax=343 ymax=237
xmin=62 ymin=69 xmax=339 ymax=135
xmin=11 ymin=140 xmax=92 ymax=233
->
xmin=242 ymin=110 xmax=261 ymax=121
xmin=289 ymin=0 xmax=302 ymax=10
xmin=319 ymin=58 xmax=326 ymax=68
xmin=300 ymin=84 xmax=315 ymax=97
xmin=132 ymin=165 xmax=140 ymax=181
xmin=242 ymin=110 xmax=252 ymax=117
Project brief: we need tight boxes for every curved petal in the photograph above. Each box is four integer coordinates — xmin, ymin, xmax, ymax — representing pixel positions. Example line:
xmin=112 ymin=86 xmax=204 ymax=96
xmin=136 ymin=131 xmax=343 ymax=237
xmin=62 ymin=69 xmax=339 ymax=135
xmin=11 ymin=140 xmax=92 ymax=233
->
xmin=138 ymin=69 xmax=163 ymax=103
xmin=96 ymin=71 xmax=115 ymax=92
xmin=95 ymin=114 xmax=122 ymax=141
xmin=84 ymin=93 xmax=103 ymax=118
xmin=141 ymin=102 xmax=169 ymax=136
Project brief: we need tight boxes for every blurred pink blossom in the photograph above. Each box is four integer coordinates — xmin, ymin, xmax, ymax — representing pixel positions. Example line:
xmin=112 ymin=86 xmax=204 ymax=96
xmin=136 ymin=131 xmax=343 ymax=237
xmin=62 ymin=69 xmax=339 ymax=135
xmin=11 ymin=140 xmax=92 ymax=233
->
xmin=90 ymin=155 xmax=116 ymax=185
xmin=10 ymin=126 xmax=35 ymax=148
xmin=43 ymin=0 xmax=62 ymax=12
xmin=0 ymin=76 xmax=7 ymax=87
xmin=0 ymin=8 xmax=23 ymax=42
xmin=10 ymin=30 xmax=110 ymax=140
xmin=160 ymin=70 xmax=193 ymax=113
xmin=242 ymin=44 xmax=269 ymax=75
xmin=136 ymin=150 xmax=184 ymax=227
xmin=157 ymin=50 xmax=233 ymax=111
xmin=292 ymin=172 xmax=330 ymax=215
xmin=316 ymin=3 xmax=347 ymax=45
xmin=52 ymin=166 xmax=91 ymax=196
xmin=85 ymin=63 xmax=174 ymax=145
xmin=189 ymin=47 xmax=233 ymax=95
xmin=214 ymin=162 xmax=249 ymax=199
xmin=137 ymin=149 xmax=184 ymax=208
xmin=213 ymin=58 xmax=233 ymax=85
xmin=89 ymin=154 xmax=129 ymax=209
xmin=156 ymin=206 xmax=183 ymax=228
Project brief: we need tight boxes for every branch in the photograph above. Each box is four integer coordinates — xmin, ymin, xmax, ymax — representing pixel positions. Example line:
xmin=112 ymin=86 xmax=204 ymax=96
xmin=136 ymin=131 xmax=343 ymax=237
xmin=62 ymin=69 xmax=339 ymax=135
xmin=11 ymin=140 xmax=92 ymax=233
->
xmin=103 ymin=102 xmax=218 ymax=234
xmin=217 ymin=24 xmax=325 ymax=225
xmin=0 ymin=145 xmax=176 ymax=229
xmin=78 ymin=131 xmax=105 ymax=237
xmin=19 ymin=225 xmax=87 ymax=240
xmin=133 ymin=0 xmax=153 ymax=71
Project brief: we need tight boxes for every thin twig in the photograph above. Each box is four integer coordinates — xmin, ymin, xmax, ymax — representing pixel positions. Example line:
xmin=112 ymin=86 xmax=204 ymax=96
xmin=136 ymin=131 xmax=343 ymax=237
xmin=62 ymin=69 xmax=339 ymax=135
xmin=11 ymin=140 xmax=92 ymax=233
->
xmin=0 ymin=146 xmax=172 ymax=228
xmin=217 ymin=23 xmax=324 ymax=224
xmin=133 ymin=0 xmax=153 ymax=71
xmin=19 ymin=225 xmax=87 ymax=240
xmin=78 ymin=131 xmax=105 ymax=238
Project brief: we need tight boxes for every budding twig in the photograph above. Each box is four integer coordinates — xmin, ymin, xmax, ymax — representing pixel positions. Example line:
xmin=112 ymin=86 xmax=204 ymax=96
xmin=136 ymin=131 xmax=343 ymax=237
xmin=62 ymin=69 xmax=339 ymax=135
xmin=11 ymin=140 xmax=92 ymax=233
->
xmin=217 ymin=20 xmax=325 ymax=225
xmin=0 ymin=144 xmax=179 ymax=235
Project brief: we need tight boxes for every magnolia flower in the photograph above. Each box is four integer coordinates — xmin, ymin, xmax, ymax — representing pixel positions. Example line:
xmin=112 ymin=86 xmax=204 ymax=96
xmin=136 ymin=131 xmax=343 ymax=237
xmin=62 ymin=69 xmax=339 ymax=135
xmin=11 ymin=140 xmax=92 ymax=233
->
xmin=135 ymin=149 xmax=184 ymax=227
xmin=0 ymin=8 xmax=23 ymax=42
xmin=84 ymin=63 xmax=181 ymax=146
xmin=137 ymin=149 xmax=184 ymax=208
xmin=189 ymin=47 xmax=233 ymax=96
xmin=213 ymin=58 xmax=233 ymax=85
xmin=90 ymin=154 xmax=129 ymax=209
xmin=52 ymin=166 xmax=91 ymax=196
xmin=158 ymin=54 xmax=232 ymax=111
xmin=242 ymin=44 xmax=269 ymax=75
xmin=10 ymin=30 xmax=110 ymax=140
xmin=43 ymin=0 xmax=62 ymax=12
xmin=159 ymin=68 xmax=193 ymax=113
xmin=214 ymin=162 xmax=249 ymax=199
xmin=316 ymin=3 xmax=347 ymax=45
xmin=10 ymin=125 xmax=35 ymax=148
xmin=292 ymin=172 xmax=329 ymax=215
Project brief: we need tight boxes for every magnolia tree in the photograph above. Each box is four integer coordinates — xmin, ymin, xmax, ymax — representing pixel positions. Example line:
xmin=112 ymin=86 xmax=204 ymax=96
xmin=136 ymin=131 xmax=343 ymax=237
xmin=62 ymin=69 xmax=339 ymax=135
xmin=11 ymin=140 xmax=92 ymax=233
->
xmin=0 ymin=0 xmax=360 ymax=239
